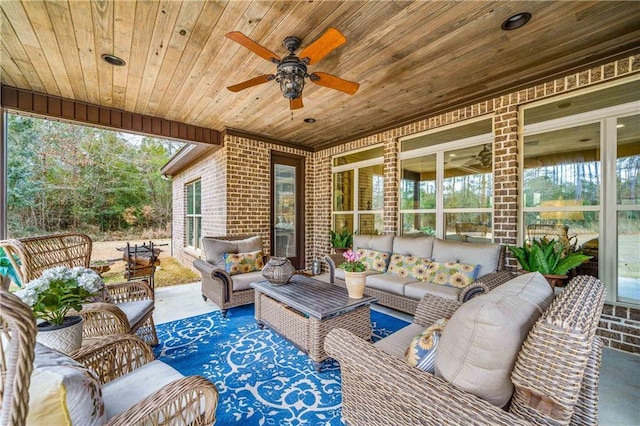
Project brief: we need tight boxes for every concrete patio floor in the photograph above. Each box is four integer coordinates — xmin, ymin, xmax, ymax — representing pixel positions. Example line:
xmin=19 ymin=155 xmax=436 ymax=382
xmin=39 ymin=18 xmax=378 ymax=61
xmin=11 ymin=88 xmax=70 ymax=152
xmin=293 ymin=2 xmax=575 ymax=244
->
xmin=154 ymin=281 xmax=640 ymax=426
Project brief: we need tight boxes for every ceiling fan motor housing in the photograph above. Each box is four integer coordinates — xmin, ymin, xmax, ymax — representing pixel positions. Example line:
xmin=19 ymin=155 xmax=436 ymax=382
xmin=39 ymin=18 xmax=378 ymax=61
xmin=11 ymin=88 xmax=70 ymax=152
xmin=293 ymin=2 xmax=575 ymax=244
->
xmin=277 ymin=56 xmax=307 ymax=99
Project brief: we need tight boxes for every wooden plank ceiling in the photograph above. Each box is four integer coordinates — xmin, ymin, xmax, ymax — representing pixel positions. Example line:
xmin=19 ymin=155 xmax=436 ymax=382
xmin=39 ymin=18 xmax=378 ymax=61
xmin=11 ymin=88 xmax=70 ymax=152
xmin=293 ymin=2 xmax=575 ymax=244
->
xmin=1 ymin=1 xmax=639 ymax=150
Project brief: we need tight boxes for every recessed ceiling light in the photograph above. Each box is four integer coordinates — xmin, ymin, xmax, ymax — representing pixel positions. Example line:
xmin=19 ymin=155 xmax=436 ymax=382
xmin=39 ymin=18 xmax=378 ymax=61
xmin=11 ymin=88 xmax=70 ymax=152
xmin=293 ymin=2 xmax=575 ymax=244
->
xmin=101 ymin=54 xmax=126 ymax=66
xmin=578 ymin=138 xmax=592 ymax=142
xmin=556 ymin=101 xmax=573 ymax=109
xmin=449 ymin=153 xmax=456 ymax=157
xmin=501 ymin=12 xmax=532 ymax=30
xmin=617 ymin=124 xmax=625 ymax=128
xmin=303 ymin=118 xmax=316 ymax=123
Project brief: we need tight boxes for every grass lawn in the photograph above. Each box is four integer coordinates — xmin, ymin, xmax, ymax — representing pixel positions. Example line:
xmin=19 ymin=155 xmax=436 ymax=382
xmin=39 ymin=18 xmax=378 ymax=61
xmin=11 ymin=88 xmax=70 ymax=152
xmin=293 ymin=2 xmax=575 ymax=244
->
xmin=92 ymin=239 xmax=199 ymax=288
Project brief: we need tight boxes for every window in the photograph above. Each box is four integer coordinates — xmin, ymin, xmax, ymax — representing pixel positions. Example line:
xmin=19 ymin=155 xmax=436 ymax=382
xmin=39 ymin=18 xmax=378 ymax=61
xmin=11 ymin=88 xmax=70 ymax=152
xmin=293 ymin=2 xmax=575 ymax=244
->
xmin=522 ymin=78 xmax=640 ymax=305
xmin=185 ymin=179 xmax=201 ymax=250
xmin=332 ymin=146 xmax=384 ymax=235
xmin=399 ymin=118 xmax=493 ymax=241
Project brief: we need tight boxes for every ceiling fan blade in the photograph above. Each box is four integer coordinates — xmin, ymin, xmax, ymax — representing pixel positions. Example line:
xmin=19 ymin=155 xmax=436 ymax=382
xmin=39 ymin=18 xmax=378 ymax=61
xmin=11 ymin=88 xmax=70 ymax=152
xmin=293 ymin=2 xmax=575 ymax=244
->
xmin=290 ymin=97 xmax=304 ymax=110
xmin=299 ymin=27 xmax=346 ymax=65
xmin=225 ymin=32 xmax=281 ymax=63
xmin=310 ymin=72 xmax=360 ymax=95
xmin=227 ymin=75 xmax=274 ymax=92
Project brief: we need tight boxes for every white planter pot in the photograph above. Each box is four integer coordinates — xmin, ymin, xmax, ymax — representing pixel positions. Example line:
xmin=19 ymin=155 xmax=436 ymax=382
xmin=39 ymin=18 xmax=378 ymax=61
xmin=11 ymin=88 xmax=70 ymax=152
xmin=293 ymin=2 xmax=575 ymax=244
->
xmin=344 ymin=271 xmax=367 ymax=299
xmin=36 ymin=315 xmax=83 ymax=354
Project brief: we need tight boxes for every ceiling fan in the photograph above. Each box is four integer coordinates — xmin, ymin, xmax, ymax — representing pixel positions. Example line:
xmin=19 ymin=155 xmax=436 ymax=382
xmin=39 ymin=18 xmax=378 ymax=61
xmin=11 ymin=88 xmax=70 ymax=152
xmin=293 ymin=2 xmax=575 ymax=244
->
xmin=448 ymin=144 xmax=493 ymax=169
xmin=225 ymin=27 xmax=360 ymax=110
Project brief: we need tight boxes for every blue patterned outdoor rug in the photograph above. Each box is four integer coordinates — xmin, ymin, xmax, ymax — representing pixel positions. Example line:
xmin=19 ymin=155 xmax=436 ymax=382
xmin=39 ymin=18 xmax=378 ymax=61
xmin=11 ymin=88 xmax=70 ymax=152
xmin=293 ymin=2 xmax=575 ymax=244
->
xmin=153 ymin=304 xmax=408 ymax=425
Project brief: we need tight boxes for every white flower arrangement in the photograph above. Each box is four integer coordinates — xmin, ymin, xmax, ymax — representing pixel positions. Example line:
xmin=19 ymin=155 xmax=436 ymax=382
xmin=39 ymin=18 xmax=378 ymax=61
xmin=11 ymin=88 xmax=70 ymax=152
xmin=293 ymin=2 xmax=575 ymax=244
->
xmin=15 ymin=266 xmax=104 ymax=326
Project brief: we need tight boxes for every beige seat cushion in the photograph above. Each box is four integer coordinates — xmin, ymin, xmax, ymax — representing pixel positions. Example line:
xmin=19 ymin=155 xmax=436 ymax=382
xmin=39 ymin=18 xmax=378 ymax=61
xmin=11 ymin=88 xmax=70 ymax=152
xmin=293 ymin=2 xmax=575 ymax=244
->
xmin=366 ymin=273 xmax=418 ymax=295
xmin=403 ymin=281 xmax=461 ymax=301
xmin=335 ymin=268 xmax=380 ymax=281
xmin=434 ymin=272 xmax=553 ymax=407
xmin=230 ymin=270 xmax=265 ymax=291
xmin=117 ymin=299 xmax=154 ymax=327
xmin=102 ymin=360 xmax=184 ymax=420
xmin=374 ymin=323 xmax=425 ymax=359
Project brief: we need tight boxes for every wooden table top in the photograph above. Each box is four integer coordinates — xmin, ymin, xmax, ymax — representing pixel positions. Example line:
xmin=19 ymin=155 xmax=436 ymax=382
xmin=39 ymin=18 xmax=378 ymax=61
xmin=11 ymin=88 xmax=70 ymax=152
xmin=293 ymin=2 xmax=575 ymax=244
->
xmin=251 ymin=275 xmax=377 ymax=320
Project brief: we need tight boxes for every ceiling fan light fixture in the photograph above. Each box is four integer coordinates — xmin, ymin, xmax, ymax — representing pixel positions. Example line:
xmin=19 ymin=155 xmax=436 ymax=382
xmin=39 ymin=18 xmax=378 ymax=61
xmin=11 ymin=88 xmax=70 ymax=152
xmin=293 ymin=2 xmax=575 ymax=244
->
xmin=501 ymin=12 xmax=531 ymax=30
xmin=276 ymin=60 xmax=307 ymax=99
xmin=101 ymin=54 xmax=126 ymax=66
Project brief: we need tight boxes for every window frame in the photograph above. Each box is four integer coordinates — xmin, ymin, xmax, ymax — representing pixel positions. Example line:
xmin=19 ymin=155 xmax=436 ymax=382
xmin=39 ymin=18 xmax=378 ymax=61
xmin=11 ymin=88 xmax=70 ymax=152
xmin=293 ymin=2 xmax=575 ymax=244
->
xmin=331 ymin=145 xmax=384 ymax=235
xmin=521 ymin=82 xmax=640 ymax=306
xmin=398 ymin=123 xmax=494 ymax=240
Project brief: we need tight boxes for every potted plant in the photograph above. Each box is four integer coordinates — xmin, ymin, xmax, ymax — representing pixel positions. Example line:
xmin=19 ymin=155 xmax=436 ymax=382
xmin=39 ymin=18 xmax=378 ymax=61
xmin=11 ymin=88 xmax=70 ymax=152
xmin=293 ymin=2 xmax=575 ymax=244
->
xmin=339 ymin=249 xmax=367 ymax=299
xmin=508 ymin=238 xmax=592 ymax=288
xmin=330 ymin=228 xmax=355 ymax=255
xmin=14 ymin=266 xmax=104 ymax=354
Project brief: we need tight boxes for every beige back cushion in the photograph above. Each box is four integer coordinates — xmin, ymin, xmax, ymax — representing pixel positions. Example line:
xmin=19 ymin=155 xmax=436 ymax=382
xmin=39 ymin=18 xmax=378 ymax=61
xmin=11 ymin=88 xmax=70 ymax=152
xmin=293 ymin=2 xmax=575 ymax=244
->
xmin=432 ymin=239 xmax=501 ymax=278
xmin=202 ymin=236 xmax=262 ymax=268
xmin=353 ymin=234 xmax=394 ymax=253
xmin=434 ymin=272 xmax=553 ymax=407
xmin=392 ymin=236 xmax=435 ymax=258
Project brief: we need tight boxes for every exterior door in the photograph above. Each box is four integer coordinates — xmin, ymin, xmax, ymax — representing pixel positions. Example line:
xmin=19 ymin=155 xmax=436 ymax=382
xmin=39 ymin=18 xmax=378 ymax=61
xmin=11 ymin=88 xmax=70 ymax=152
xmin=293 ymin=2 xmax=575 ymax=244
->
xmin=271 ymin=153 xmax=305 ymax=269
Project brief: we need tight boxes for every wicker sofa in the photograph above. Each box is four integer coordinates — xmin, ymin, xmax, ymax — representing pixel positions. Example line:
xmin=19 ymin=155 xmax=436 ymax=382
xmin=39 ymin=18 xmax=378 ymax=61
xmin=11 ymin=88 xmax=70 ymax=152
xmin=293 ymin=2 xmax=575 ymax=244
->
xmin=325 ymin=274 xmax=605 ymax=425
xmin=193 ymin=235 xmax=266 ymax=317
xmin=325 ymin=234 xmax=513 ymax=314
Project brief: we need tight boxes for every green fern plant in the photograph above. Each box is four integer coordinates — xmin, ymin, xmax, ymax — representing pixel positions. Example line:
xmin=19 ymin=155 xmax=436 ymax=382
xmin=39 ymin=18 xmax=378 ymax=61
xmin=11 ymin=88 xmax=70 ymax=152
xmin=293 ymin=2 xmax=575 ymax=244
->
xmin=508 ymin=237 xmax=592 ymax=276
xmin=329 ymin=228 xmax=354 ymax=249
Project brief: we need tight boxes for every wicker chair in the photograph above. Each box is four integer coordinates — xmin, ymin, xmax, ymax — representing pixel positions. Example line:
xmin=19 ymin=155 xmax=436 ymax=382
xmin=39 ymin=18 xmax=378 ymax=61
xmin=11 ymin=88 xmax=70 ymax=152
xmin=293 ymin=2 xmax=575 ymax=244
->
xmin=193 ymin=235 xmax=266 ymax=317
xmin=0 ymin=233 xmax=158 ymax=345
xmin=71 ymin=334 xmax=219 ymax=425
xmin=527 ymin=223 xmax=578 ymax=253
xmin=325 ymin=275 xmax=605 ymax=425
xmin=1 ymin=288 xmax=37 ymax=426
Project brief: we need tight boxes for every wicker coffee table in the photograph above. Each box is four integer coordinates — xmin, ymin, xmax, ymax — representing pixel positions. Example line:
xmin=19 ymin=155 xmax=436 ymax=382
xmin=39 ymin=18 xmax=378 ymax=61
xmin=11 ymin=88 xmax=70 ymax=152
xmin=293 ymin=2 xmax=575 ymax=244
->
xmin=251 ymin=274 xmax=377 ymax=371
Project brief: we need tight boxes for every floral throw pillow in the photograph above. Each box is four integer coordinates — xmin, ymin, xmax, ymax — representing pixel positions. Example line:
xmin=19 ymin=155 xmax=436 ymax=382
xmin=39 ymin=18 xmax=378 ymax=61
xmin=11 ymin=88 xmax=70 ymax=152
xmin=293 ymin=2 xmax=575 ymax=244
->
xmin=404 ymin=318 xmax=448 ymax=373
xmin=223 ymin=250 xmax=264 ymax=275
xmin=387 ymin=254 xmax=432 ymax=280
xmin=424 ymin=262 xmax=479 ymax=288
xmin=356 ymin=248 xmax=391 ymax=272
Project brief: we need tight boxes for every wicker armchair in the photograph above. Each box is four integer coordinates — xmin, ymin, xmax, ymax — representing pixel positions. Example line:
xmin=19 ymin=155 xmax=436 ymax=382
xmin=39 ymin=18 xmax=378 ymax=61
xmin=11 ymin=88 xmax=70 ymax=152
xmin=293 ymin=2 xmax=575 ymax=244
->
xmin=527 ymin=223 xmax=578 ymax=254
xmin=71 ymin=334 xmax=219 ymax=425
xmin=193 ymin=235 xmax=266 ymax=317
xmin=0 ymin=233 xmax=158 ymax=345
xmin=1 ymin=288 xmax=37 ymax=426
xmin=325 ymin=275 xmax=605 ymax=425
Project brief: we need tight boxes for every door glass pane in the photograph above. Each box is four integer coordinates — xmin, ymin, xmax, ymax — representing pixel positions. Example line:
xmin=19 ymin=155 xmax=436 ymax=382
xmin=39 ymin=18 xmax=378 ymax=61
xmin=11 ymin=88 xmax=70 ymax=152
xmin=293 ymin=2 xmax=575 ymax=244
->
xmin=274 ymin=164 xmax=295 ymax=258
xmin=186 ymin=183 xmax=194 ymax=214
xmin=523 ymin=123 xmax=601 ymax=208
xmin=400 ymin=155 xmax=436 ymax=209
xmin=617 ymin=114 xmax=640 ymax=302
xmin=334 ymin=170 xmax=354 ymax=211
xmin=618 ymin=212 xmax=640 ymax=301
xmin=401 ymin=213 xmax=435 ymax=236
xmin=443 ymin=145 xmax=492 ymax=208
xmin=358 ymin=213 xmax=383 ymax=235
xmin=333 ymin=214 xmax=354 ymax=235
xmin=445 ymin=212 xmax=492 ymax=242
xmin=359 ymin=165 xmax=384 ymax=210
xmin=194 ymin=180 xmax=201 ymax=214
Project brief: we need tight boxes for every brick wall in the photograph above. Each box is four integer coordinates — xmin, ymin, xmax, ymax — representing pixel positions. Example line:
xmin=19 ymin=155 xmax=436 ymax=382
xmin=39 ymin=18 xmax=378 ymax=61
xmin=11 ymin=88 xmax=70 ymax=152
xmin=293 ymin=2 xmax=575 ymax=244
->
xmin=172 ymin=54 xmax=640 ymax=354
xmin=599 ymin=305 xmax=640 ymax=354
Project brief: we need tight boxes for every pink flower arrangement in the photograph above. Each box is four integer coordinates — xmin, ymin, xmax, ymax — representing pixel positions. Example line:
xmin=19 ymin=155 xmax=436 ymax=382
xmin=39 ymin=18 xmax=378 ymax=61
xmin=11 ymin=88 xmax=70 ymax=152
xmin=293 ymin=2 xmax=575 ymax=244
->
xmin=339 ymin=249 xmax=367 ymax=273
